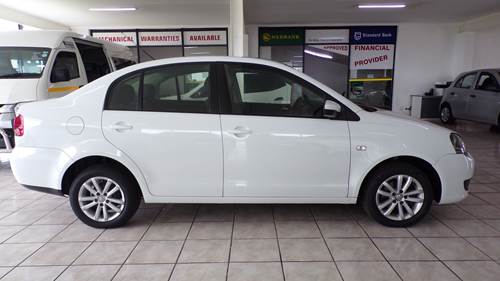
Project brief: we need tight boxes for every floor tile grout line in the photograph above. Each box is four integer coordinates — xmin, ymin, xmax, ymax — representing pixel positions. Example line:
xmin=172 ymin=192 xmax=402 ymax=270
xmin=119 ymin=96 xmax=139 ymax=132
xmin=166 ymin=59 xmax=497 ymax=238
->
xmin=108 ymin=205 xmax=164 ymax=281
xmin=224 ymin=205 xmax=235 ymax=281
xmin=354 ymin=215 xmax=404 ymax=281
xmin=166 ymin=204 xmax=200 ymax=281
xmin=272 ymin=206 xmax=286 ymax=281
xmin=310 ymin=206 xmax=345 ymax=281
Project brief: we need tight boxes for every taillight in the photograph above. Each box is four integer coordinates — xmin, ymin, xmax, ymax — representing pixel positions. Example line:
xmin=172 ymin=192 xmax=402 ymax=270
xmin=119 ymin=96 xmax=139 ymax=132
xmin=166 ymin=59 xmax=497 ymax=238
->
xmin=14 ymin=114 xmax=24 ymax=137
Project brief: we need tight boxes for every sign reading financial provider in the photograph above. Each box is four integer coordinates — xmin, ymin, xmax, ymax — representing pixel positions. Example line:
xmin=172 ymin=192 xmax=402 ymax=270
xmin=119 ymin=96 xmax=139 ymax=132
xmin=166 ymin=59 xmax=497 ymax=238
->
xmin=305 ymin=29 xmax=349 ymax=44
xmin=350 ymin=44 xmax=395 ymax=70
xmin=92 ymin=32 xmax=137 ymax=47
xmin=138 ymin=31 xmax=182 ymax=46
xmin=350 ymin=26 xmax=397 ymax=44
xmin=183 ymin=30 xmax=227 ymax=46
xmin=259 ymin=28 xmax=304 ymax=46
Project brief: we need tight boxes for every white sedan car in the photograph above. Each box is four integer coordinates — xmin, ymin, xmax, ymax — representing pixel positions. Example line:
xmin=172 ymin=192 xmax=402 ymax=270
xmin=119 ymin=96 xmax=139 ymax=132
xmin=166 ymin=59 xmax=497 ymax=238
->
xmin=10 ymin=56 xmax=474 ymax=228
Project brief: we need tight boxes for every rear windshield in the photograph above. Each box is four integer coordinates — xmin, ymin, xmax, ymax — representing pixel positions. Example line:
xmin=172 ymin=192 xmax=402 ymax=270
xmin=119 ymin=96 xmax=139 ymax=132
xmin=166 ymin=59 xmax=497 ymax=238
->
xmin=0 ymin=47 xmax=51 ymax=79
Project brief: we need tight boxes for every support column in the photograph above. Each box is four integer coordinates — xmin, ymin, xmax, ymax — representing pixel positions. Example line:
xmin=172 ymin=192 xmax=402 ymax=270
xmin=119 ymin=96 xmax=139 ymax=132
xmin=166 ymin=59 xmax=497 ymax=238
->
xmin=230 ymin=0 xmax=245 ymax=57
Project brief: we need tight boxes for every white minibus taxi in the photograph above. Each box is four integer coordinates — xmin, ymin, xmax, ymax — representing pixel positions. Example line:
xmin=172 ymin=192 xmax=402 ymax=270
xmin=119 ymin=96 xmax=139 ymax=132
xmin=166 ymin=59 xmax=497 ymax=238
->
xmin=0 ymin=31 xmax=136 ymax=150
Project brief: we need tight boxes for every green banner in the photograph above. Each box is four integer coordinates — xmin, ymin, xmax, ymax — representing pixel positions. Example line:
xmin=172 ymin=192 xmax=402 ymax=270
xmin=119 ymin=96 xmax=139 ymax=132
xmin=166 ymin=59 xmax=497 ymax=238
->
xmin=259 ymin=28 xmax=304 ymax=46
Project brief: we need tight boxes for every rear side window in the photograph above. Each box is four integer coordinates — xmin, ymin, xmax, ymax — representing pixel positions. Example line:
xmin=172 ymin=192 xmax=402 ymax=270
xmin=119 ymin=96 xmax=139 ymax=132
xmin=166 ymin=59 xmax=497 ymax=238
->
xmin=455 ymin=73 xmax=476 ymax=89
xmin=50 ymin=51 xmax=79 ymax=83
xmin=107 ymin=73 xmax=141 ymax=111
xmin=142 ymin=63 xmax=211 ymax=113
xmin=476 ymin=72 xmax=500 ymax=92
xmin=112 ymin=57 xmax=135 ymax=70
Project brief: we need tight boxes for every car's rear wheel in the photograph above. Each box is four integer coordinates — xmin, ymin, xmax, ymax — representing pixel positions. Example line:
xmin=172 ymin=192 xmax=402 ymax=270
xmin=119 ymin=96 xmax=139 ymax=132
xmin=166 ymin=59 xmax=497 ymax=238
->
xmin=440 ymin=105 xmax=455 ymax=124
xmin=69 ymin=165 xmax=140 ymax=228
xmin=362 ymin=163 xmax=433 ymax=227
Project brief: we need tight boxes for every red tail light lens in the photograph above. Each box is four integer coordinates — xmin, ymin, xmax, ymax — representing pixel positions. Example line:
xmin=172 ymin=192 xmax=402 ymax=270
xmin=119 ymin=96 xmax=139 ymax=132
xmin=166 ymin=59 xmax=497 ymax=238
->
xmin=14 ymin=115 xmax=24 ymax=137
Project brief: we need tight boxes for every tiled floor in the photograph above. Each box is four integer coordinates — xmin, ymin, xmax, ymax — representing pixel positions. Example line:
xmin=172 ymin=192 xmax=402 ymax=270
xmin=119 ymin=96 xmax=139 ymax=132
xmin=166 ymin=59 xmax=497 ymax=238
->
xmin=0 ymin=120 xmax=500 ymax=281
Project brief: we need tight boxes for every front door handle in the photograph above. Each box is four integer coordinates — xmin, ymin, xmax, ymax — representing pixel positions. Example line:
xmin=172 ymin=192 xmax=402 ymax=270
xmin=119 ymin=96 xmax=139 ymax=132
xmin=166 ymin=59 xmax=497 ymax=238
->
xmin=111 ymin=122 xmax=133 ymax=132
xmin=470 ymin=94 xmax=476 ymax=98
xmin=227 ymin=127 xmax=252 ymax=138
xmin=449 ymin=92 xmax=455 ymax=96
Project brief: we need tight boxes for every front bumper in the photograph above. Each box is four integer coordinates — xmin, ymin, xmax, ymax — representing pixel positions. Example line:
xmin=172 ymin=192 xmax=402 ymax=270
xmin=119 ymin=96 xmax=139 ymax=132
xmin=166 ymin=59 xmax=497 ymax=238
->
xmin=434 ymin=152 xmax=474 ymax=204
xmin=10 ymin=146 xmax=72 ymax=192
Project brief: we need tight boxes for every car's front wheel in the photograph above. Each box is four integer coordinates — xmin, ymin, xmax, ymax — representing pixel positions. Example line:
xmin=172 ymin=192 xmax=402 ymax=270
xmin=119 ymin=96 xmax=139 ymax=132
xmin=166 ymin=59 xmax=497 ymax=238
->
xmin=362 ymin=163 xmax=433 ymax=227
xmin=440 ymin=105 xmax=455 ymax=124
xmin=69 ymin=165 xmax=140 ymax=228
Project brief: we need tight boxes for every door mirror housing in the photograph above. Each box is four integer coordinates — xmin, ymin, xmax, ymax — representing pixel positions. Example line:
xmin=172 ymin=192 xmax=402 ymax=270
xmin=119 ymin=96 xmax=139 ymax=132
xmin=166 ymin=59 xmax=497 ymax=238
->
xmin=323 ymin=100 xmax=341 ymax=119
xmin=51 ymin=68 xmax=71 ymax=83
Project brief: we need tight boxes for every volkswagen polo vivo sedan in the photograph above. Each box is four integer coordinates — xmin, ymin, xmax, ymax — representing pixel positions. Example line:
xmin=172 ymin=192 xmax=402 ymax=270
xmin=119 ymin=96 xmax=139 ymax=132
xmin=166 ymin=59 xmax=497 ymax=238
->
xmin=9 ymin=57 xmax=474 ymax=228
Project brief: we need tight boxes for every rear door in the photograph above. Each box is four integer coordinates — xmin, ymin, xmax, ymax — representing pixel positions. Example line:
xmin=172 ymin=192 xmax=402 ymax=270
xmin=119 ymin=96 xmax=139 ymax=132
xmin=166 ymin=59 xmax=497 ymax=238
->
xmin=102 ymin=63 xmax=223 ymax=197
xmin=468 ymin=71 xmax=500 ymax=124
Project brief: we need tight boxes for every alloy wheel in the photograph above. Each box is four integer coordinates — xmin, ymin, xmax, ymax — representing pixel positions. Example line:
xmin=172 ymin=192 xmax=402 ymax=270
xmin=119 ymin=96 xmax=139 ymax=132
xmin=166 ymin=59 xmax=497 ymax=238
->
xmin=375 ymin=174 xmax=425 ymax=221
xmin=78 ymin=177 xmax=125 ymax=222
xmin=441 ymin=107 xmax=450 ymax=122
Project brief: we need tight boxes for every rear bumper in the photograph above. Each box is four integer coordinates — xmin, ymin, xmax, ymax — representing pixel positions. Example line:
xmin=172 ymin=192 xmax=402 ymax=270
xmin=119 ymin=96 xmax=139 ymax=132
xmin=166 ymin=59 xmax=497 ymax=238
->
xmin=434 ymin=152 xmax=474 ymax=204
xmin=10 ymin=146 xmax=71 ymax=192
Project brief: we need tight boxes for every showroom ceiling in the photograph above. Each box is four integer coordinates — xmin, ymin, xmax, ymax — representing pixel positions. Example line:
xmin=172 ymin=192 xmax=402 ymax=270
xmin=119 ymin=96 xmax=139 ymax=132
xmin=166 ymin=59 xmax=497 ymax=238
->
xmin=0 ymin=0 xmax=499 ymax=27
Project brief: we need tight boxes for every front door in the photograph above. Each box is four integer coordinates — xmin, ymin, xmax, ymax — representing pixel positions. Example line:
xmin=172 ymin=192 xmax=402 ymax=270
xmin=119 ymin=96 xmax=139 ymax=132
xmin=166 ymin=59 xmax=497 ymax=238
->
xmin=220 ymin=63 xmax=351 ymax=198
xmin=102 ymin=63 xmax=223 ymax=197
xmin=468 ymin=72 xmax=500 ymax=124
xmin=47 ymin=49 xmax=87 ymax=98
xmin=451 ymin=72 xmax=477 ymax=119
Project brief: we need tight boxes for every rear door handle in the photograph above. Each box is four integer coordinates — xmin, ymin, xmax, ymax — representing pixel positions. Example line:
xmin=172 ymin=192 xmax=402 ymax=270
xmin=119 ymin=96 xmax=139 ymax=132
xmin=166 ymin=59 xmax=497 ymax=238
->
xmin=227 ymin=127 xmax=252 ymax=138
xmin=450 ymin=92 xmax=455 ymax=96
xmin=470 ymin=94 xmax=476 ymax=98
xmin=111 ymin=122 xmax=133 ymax=132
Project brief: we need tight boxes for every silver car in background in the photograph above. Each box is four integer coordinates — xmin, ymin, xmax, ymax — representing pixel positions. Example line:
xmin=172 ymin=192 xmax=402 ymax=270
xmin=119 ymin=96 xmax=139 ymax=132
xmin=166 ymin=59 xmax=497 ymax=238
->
xmin=440 ymin=69 xmax=500 ymax=127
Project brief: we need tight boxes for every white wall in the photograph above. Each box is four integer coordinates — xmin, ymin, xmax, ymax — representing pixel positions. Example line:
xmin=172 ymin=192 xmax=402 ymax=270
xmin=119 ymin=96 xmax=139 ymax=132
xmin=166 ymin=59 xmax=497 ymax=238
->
xmin=246 ymin=23 xmax=458 ymax=113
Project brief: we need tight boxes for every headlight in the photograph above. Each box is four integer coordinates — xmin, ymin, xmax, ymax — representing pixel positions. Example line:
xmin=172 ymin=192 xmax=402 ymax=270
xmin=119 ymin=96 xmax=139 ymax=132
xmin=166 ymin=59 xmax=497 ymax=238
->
xmin=450 ymin=133 xmax=466 ymax=154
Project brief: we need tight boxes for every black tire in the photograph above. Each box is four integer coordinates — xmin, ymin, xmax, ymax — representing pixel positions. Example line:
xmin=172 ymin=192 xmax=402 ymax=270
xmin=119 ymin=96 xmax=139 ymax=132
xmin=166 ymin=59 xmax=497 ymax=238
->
xmin=362 ymin=162 xmax=433 ymax=227
xmin=440 ymin=104 xmax=455 ymax=124
xmin=69 ymin=165 xmax=140 ymax=228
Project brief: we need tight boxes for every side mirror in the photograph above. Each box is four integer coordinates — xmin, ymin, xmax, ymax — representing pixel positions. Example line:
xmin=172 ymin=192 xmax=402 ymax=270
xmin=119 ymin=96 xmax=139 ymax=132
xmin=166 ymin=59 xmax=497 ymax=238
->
xmin=51 ymin=68 xmax=71 ymax=83
xmin=323 ymin=100 xmax=341 ymax=119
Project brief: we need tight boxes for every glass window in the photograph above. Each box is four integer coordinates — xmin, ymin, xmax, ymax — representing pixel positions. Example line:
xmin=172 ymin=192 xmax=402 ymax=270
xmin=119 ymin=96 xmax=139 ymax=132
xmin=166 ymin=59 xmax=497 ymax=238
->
xmin=456 ymin=73 xmax=476 ymax=89
xmin=50 ymin=51 xmax=79 ymax=83
xmin=0 ymin=47 xmax=50 ymax=78
xmin=224 ymin=63 xmax=328 ymax=118
xmin=259 ymin=45 xmax=303 ymax=71
xmin=476 ymin=73 xmax=500 ymax=91
xmin=107 ymin=73 xmax=141 ymax=111
xmin=143 ymin=63 xmax=211 ymax=113
xmin=183 ymin=46 xmax=227 ymax=57
xmin=112 ymin=57 xmax=136 ymax=70
xmin=139 ymin=47 xmax=183 ymax=62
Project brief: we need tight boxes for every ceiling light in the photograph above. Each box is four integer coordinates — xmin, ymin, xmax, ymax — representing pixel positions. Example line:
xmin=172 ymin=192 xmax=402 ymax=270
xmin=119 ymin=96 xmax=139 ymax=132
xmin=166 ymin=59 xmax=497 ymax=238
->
xmin=304 ymin=49 xmax=333 ymax=59
xmin=358 ymin=4 xmax=406 ymax=8
xmin=88 ymin=7 xmax=136 ymax=12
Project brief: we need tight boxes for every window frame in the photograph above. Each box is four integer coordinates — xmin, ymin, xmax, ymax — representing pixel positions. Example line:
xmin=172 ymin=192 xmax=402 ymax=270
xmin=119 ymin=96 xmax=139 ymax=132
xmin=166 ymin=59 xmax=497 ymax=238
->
xmin=475 ymin=72 xmax=500 ymax=92
xmin=217 ymin=62 xmax=359 ymax=121
xmin=454 ymin=72 xmax=477 ymax=89
xmin=50 ymin=51 xmax=80 ymax=83
xmin=104 ymin=62 xmax=219 ymax=114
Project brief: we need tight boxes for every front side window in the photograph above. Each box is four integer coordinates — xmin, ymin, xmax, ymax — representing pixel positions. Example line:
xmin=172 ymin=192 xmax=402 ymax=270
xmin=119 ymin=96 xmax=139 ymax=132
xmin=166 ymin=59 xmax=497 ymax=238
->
xmin=107 ymin=73 xmax=141 ymax=111
xmin=50 ymin=51 xmax=80 ymax=83
xmin=112 ymin=57 xmax=135 ymax=70
xmin=142 ymin=63 xmax=211 ymax=113
xmin=456 ymin=73 xmax=476 ymax=89
xmin=0 ymin=47 xmax=50 ymax=78
xmin=476 ymin=72 xmax=500 ymax=92
xmin=224 ymin=63 xmax=328 ymax=118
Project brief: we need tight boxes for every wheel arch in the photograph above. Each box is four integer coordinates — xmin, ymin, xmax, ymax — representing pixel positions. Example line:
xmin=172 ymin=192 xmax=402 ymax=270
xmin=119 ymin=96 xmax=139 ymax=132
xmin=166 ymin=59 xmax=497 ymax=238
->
xmin=356 ymin=155 xmax=442 ymax=204
xmin=61 ymin=155 xmax=144 ymax=197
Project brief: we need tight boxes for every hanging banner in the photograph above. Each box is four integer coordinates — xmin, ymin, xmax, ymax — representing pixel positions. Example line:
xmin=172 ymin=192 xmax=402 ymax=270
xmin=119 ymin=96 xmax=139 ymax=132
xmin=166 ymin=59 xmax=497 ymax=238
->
xmin=259 ymin=28 xmax=304 ymax=46
xmin=350 ymin=26 xmax=397 ymax=44
xmin=92 ymin=32 xmax=137 ymax=47
xmin=305 ymin=29 xmax=349 ymax=44
xmin=138 ymin=31 xmax=182 ymax=46
xmin=183 ymin=30 xmax=227 ymax=46
xmin=350 ymin=44 xmax=395 ymax=70
xmin=309 ymin=44 xmax=349 ymax=56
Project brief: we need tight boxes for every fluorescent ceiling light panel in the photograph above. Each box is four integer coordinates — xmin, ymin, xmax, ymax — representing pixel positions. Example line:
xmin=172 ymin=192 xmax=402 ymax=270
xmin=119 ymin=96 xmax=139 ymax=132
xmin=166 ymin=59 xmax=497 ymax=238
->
xmin=89 ymin=7 xmax=136 ymax=11
xmin=304 ymin=49 xmax=333 ymax=59
xmin=358 ymin=4 xmax=406 ymax=8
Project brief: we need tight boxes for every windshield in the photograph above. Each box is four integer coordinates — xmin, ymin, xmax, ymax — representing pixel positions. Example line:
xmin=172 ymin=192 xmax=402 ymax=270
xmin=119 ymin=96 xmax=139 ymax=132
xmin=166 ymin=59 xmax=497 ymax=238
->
xmin=0 ymin=47 xmax=51 ymax=78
